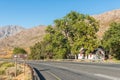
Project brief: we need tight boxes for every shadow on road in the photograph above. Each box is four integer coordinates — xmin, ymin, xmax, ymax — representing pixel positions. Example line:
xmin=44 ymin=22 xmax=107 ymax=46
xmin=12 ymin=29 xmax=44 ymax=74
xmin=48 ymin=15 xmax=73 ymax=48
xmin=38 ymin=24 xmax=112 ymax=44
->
xmin=33 ymin=68 xmax=46 ymax=80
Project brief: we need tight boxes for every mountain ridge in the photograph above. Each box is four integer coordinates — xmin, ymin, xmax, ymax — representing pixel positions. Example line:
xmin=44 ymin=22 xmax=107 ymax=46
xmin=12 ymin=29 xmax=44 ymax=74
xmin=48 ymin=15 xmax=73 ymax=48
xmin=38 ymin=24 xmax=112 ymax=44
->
xmin=0 ymin=9 xmax=120 ymax=55
xmin=0 ymin=25 xmax=46 ymax=49
xmin=0 ymin=25 xmax=24 ymax=39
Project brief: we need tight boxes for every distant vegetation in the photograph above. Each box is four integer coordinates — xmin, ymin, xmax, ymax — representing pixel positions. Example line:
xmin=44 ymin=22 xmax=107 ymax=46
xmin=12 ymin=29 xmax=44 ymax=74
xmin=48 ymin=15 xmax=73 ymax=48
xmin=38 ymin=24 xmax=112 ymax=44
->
xmin=13 ymin=47 xmax=27 ymax=54
xmin=29 ymin=11 xmax=100 ymax=59
xmin=29 ymin=42 xmax=45 ymax=59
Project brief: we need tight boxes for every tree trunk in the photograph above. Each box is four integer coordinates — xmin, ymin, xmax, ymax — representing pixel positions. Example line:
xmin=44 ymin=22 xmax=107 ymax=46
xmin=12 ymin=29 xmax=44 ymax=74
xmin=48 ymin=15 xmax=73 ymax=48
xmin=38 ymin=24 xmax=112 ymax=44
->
xmin=75 ymin=54 xmax=78 ymax=59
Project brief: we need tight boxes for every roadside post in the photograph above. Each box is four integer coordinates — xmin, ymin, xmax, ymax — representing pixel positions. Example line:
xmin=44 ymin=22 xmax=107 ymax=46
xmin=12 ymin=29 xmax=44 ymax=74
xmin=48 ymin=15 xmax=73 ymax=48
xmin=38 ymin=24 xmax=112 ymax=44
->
xmin=13 ymin=54 xmax=18 ymax=77
xmin=23 ymin=54 xmax=28 ymax=75
xmin=13 ymin=54 xmax=28 ymax=77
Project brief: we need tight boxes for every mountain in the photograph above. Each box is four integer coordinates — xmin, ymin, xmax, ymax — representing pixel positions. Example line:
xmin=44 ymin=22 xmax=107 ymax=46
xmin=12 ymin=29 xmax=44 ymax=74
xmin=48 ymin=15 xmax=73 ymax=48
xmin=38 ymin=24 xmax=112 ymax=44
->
xmin=93 ymin=9 xmax=120 ymax=39
xmin=0 ymin=25 xmax=46 ymax=49
xmin=0 ymin=9 xmax=120 ymax=57
xmin=0 ymin=25 xmax=24 ymax=39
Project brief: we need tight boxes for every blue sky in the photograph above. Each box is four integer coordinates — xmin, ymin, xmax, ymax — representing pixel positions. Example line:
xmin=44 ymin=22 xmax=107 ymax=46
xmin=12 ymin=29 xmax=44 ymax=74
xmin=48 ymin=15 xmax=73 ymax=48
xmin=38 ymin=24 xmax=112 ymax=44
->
xmin=0 ymin=0 xmax=120 ymax=28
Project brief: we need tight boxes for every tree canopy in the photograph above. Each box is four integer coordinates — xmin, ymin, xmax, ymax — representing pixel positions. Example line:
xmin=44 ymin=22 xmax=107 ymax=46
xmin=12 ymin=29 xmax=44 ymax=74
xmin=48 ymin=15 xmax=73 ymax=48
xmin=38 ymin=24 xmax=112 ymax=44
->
xmin=29 ymin=11 xmax=99 ymax=59
xmin=102 ymin=22 xmax=120 ymax=60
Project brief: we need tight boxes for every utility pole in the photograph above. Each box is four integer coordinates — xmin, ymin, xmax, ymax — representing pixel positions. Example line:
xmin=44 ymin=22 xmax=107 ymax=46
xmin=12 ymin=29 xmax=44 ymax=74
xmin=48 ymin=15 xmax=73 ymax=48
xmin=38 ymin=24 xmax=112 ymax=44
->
xmin=14 ymin=55 xmax=17 ymax=77
xmin=24 ymin=59 xmax=25 ymax=75
xmin=23 ymin=54 xmax=27 ymax=76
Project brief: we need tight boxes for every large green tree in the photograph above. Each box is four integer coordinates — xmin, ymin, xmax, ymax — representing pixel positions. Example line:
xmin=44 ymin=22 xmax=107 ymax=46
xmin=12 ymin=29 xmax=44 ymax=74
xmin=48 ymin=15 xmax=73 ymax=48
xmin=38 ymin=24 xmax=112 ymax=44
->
xmin=29 ymin=11 xmax=99 ymax=59
xmin=44 ymin=11 xmax=99 ymax=59
xmin=102 ymin=22 xmax=120 ymax=60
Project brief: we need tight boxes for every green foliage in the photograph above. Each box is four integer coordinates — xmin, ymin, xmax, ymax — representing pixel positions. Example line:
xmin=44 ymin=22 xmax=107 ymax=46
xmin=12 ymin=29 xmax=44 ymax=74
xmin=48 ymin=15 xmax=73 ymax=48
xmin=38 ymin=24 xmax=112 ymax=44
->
xmin=0 ymin=62 xmax=14 ymax=75
xmin=44 ymin=11 xmax=99 ymax=58
xmin=29 ymin=42 xmax=45 ymax=60
xmin=13 ymin=47 xmax=27 ymax=54
xmin=102 ymin=22 xmax=120 ymax=60
xmin=30 ymin=11 xmax=99 ymax=59
xmin=44 ymin=28 xmax=69 ymax=59
xmin=2 ymin=62 xmax=14 ymax=67
xmin=0 ymin=62 xmax=14 ymax=67
xmin=0 ymin=69 xmax=5 ymax=75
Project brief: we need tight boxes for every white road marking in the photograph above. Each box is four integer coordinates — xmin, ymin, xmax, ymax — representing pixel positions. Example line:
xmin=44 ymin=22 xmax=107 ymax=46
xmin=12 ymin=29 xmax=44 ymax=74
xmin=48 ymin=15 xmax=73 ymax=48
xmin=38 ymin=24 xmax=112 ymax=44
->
xmin=94 ymin=74 xmax=120 ymax=80
xmin=47 ymin=71 xmax=62 ymax=80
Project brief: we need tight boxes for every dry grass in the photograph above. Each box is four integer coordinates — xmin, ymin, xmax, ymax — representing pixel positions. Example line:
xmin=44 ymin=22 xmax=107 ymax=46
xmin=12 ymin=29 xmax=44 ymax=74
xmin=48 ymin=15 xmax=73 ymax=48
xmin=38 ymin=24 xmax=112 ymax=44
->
xmin=0 ymin=62 xmax=32 ymax=80
xmin=0 ymin=26 xmax=46 ymax=49
xmin=13 ymin=64 xmax=32 ymax=80
xmin=93 ymin=9 xmax=120 ymax=39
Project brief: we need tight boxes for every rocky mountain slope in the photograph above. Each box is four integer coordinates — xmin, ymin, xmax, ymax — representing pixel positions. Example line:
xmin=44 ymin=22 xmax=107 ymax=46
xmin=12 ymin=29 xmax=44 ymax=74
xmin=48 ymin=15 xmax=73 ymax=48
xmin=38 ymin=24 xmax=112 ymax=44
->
xmin=0 ymin=25 xmax=24 ymax=39
xmin=0 ymin=26 xmax=46 ymax=49
xmin=93 ymin=9 xmax=120 ymax=39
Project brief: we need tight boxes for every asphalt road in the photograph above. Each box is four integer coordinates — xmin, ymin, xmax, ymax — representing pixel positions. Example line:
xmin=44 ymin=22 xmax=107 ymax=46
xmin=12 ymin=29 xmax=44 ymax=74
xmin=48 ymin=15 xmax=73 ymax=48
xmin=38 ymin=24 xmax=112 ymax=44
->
xmin=28 ymin=61 xmax=120 ymax=80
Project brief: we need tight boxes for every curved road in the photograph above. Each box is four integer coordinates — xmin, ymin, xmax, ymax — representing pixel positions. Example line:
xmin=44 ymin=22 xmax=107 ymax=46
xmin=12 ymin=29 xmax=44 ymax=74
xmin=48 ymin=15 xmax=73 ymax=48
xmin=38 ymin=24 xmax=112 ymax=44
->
xmin=28 ymin=61 xmax=120 ymax=80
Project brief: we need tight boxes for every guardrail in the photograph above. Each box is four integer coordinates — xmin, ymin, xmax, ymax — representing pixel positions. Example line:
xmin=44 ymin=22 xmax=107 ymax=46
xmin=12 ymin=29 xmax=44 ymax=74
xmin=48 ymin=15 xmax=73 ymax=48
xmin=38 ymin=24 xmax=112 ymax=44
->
xmin=27 ymin=65 xmax=41 ymax=80
xmin=32 ymin=68 xmax=41 ymax=80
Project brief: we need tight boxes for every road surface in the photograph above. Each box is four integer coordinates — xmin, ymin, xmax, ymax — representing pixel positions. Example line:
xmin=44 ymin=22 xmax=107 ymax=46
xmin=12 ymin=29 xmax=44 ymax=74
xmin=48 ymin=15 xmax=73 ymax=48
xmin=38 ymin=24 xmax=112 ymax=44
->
xmin=28 ymin=61 xmax=120 ymax=80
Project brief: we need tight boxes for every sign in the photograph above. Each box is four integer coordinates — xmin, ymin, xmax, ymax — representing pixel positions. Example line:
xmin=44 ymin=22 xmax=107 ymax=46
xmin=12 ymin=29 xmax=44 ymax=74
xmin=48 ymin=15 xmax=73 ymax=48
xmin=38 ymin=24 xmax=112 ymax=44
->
xmin=13 ymin=54 xmax=27 ymax=59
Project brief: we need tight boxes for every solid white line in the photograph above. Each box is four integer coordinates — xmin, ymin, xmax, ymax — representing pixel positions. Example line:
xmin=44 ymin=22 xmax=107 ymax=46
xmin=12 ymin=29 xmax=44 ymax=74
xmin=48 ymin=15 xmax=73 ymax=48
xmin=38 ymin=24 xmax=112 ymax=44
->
xmin=94 ymin=74 xmax=120 ymax=80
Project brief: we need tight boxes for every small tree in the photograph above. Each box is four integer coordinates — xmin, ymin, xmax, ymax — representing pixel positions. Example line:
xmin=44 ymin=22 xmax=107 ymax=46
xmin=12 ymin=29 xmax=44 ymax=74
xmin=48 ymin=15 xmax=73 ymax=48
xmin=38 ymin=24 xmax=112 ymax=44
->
xmin=29 ymin=42 xmax=45 ymax=60
xmin=13 ymin=47 xmax=27 ymax=54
